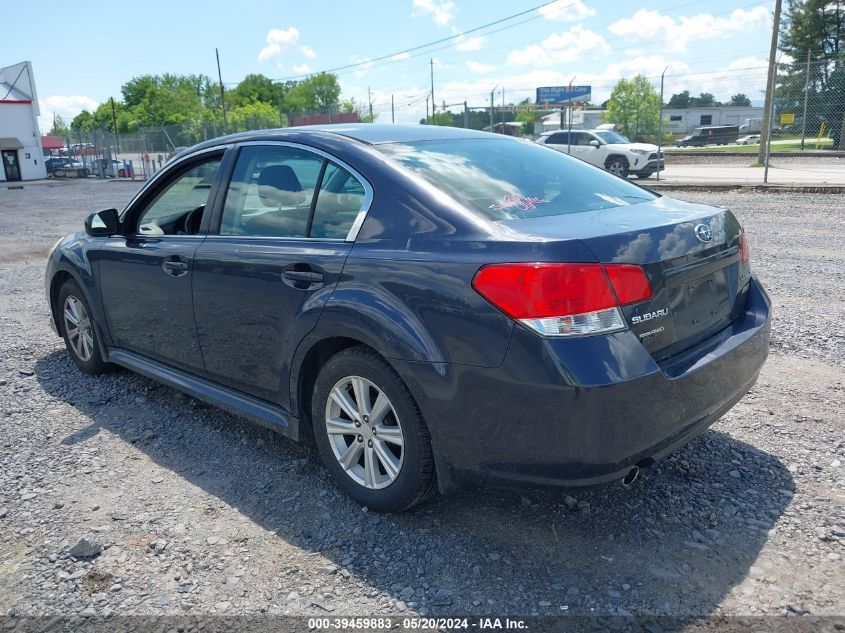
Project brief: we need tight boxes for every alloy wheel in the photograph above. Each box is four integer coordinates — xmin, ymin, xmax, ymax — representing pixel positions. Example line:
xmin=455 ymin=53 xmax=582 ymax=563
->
xmin=608 ymin=160 xmax=626 ymax=176
xmin=324 ymin=375 xmax=404 ymax=490
xmin=63 ymin=295 xmax=94 ymax=362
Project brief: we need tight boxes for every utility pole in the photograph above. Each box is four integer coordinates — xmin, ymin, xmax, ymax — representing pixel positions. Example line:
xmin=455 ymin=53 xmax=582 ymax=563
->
xmin=567 ymin=76 xmax=575 ymax=156
xmin=391 ymin=94 xmax=395 ymax=124
xmin=501 ymin=87 xmax=505 ymax=126
xmin=464 ymin=101 xmax=468 ymax=128
xmin=430 ymin=59 xmax=435 ymax=116
xmin=489 ymin=86 xmax=498 ymax=132
xmin=425 ymin=95 xmax=430 ymax=123
xmin=216 ymin=48 xmax=228 ymax=131
xmin=758 ymin=0 xmax=782 ymax=165
xmin=657 ymin=66 xmax=668 ymax=181
xmin=110 ymin=97 xmax=119 ymax=152
xmin=800 ymin=48 xmax=811 ymax=150
xmin=368 ymin=86 xmax=373 ymax=121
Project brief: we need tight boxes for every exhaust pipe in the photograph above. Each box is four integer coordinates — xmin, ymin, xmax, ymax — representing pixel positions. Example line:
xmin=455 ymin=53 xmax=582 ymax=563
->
xmin=621 ymin=465 xmax=640 ymax=488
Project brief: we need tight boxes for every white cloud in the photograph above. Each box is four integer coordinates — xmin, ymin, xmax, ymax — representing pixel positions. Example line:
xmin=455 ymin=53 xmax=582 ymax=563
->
xmin=299 ymin=45 xmax=316 ymax=59
xmin=608 ymin=6 xmax=770 ymax=52
xmin=258 ymin=26 xmax=300 ymax=62
xmin=686 ymin=55 xmax=770 ymax=103
xmin=507 ymin=25 xmax=611 ymax=67
xmin=466 ymin=60 xmax=494 ymax=74
xmin=412 ymin=0 xmax=456 ymax=26
xmin=539 ymin=0 xmax=596 ymax=22
xmin=38 ymin=95 xmax=98 ymax=131
xmin=293 ymin=63 xmax=312 ymax=74
xmin=351 ymin=56 xmax=374 ymax=78
xmin=391 ymin=52 xmax=411 ymax=61
xmin=455 ymin=35 xmax=485 ymax=51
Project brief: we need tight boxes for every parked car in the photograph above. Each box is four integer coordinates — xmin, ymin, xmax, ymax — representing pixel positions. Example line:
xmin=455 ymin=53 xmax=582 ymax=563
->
xmin=45 ymin=125 xmax=770 ymax=512
xmin=736 ymin=134 xmax=760 ymax=145
xmin=676 ymin=125 xmax=740 ymax=147
xmin=88 ymin=158 xmax=127 ymax=177
xmin=45 ymin=157 xmax=72 ymax=174
xmin=46 ymin=157 xmax=85 ymax=173
xmin=535 ymin=129 xmax=664 ymax=179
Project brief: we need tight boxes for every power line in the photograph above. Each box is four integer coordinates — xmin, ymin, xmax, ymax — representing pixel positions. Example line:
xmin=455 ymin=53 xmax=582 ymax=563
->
xmin=269 ymin=0 xmax=577 ymax=82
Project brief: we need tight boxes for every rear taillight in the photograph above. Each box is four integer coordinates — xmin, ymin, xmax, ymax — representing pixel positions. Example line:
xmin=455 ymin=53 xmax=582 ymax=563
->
xmin=739 ymin=228 xmax=750 ymax=263
xmin=472 ymin=262 xmax=653 ymax=337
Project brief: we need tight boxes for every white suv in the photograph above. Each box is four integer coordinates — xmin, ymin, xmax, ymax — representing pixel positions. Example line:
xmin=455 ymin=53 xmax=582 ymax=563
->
xmin=536 ymin=129 xmax=664 ymax=179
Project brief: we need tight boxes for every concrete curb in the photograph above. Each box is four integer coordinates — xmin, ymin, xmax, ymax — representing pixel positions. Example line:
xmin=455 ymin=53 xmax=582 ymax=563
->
xmin=646 ymin=182 xmax=845 ymax=194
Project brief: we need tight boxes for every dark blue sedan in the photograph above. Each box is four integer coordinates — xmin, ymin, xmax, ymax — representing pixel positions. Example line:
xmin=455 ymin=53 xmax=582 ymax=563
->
xmin=45 ymin=125 xmax=770 ymax=512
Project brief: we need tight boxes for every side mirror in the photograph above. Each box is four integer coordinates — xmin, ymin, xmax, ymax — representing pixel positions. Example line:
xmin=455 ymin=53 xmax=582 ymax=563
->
xmin=589 ymin=139 xmax=601 ymax=148
xmin=84 ymin=208 xmax=120 ymax=236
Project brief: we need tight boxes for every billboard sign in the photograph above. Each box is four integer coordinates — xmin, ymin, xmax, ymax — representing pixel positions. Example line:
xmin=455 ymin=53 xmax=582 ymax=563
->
xmin=536 ymin=85 xmax=592 ymax=105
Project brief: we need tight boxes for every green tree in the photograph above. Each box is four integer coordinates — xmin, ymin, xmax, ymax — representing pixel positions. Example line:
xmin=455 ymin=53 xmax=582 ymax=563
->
xmin=287 ymin=73 xmax=342 ymax=113
xmin=516 ymin=98 xmax=542 ymax=135
xmin=778 ymin=0 xmax=845 ymax=147
xmin=729 ymin=93 xmax=752 ymax=107
xmin=690 ymin=92 xmax=718 ymax=107
xmin=229 ymin=73 xmax=285 ymax=108
xmin=604 ymin=74 xmax=660 ymax=141
xmin=667 ymin=90 xmax=690 ymax=108
xmin=48 ymin=114 xmax=70 ymax=137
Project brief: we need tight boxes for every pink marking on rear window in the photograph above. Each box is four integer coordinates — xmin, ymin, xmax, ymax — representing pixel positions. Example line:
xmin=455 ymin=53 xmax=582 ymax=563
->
xmin=489 ymin=194 xmax=548 ymax=211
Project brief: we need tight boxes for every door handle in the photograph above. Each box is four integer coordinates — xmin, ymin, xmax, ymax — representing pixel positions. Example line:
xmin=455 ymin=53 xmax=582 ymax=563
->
xmin=283 ymin=270 xmax=324 ymax=283
xmin=162 ymin=258 xmax=189 ymax=277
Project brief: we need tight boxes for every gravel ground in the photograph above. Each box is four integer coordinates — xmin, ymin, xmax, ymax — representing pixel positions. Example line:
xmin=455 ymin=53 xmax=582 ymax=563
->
xmin=0 ymin=180 xmax=843 ymax=620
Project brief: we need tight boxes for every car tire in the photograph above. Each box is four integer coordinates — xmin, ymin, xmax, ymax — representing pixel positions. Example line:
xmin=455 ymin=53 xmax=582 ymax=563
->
xmin=311 ymin=346 xmax=436 ymax=512
xmin=605 ymin=156 xmax=629 ymax=178
xmin=57 ymin=281 xmax=109 ymax=375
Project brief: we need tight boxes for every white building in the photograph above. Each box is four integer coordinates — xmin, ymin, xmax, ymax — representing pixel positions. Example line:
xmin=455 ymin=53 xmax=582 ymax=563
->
xmin=663 ymin=106 xmax=764 ymax=134
xmin=0 ymin=61 xmax=47 ymax=182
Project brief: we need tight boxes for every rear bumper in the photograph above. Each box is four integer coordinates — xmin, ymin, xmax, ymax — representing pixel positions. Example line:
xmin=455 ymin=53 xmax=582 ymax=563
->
xmin=397 ymin=276 xmax=771 ymax=489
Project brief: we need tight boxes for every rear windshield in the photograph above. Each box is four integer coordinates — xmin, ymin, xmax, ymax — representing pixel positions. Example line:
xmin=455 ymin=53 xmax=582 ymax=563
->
xmin=377 ymin=138 xmax=656 ymax=221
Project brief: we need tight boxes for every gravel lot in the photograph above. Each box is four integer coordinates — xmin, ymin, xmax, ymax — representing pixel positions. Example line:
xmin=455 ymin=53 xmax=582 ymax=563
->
xmin=0 ymin=180 xmax=843 ymax=621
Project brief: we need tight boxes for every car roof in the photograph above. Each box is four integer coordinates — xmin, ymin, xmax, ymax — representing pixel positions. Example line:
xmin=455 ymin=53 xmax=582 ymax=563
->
xmin=187 ymin=124 xmax=493 ymax=152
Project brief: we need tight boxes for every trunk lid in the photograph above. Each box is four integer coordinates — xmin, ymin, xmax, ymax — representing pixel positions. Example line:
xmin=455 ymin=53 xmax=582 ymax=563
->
xmin=499 ymin=196 xmax=751 ymax=360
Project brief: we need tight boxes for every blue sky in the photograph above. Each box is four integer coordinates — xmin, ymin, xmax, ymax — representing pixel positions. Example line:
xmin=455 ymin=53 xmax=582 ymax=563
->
xmin=2 ymin=0 xmax=775 ymax=129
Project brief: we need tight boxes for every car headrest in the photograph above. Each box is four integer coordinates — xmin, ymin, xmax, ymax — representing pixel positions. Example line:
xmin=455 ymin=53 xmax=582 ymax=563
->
xmin=257 ymin=164 xmax=304 ymax=208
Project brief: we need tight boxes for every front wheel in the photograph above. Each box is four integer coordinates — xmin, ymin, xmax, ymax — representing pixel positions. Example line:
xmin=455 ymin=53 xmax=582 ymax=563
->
xmin=58 ymin=281 xmax=109 ymax=374
xmin=605 ymin=157 xmax=629 ymax=178
xmin=311 ymin=347 xmax=436 ymax=512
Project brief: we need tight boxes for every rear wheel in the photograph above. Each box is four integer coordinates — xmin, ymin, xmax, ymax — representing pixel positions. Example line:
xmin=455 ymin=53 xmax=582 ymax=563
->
xmin=311 ymin=347 xmax=436 ymax=512
xmin=58 ymin=281 xmax=109 ymax=374
xmin=605 ymin=157 xmax=629 ymax=178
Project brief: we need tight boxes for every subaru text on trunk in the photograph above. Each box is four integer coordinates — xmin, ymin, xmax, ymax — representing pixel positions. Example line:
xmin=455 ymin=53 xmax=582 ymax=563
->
xmin=45 ymin=125 xmax=771 ymax=512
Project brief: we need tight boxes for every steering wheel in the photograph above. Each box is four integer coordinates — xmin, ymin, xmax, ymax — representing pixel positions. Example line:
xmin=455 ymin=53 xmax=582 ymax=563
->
xmin=181 ymin=205 xmax=205 ymax=235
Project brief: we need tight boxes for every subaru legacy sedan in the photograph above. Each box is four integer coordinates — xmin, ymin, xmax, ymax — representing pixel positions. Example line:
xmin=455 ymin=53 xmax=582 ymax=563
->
xmin=45 ymin=125 xmax=770 ymax=512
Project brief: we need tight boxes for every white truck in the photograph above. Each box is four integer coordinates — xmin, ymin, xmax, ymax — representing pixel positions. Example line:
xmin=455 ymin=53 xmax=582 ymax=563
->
xmin=739 ymin=118 xmax=763 ymax=134
xmin=535 ymin=129 xmax=664 ymax=179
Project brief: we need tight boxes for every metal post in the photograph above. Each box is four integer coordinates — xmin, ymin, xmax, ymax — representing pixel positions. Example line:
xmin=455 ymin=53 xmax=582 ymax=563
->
xmin=368 ymin=87 xmax=373 ymax=121
xmin=490 ymin=92 xmax=494 ymax=131
xmin=464 ymin=101 xmax=468 ymax=128
xmin=110 ymin=97 xmax=120 ymax=153
xmin=567 ymin=76 xmax=575 ymax=155
xmin=657 ymin=66 xmax=668 ymax=181
xmin=216 ymin=48 xmax=228 ymax=131
xmin=391 ymin=94 xmax=395 ymax=124
xmin=764 ymin=56 xmax=779 ymax=183
xmin=501 ymin=87 xmax=505 ymax=126
xmin=800 ymin=48 xmax=811 ymax=150
xmin=758 ymin=0 xmax=782 ymax=165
